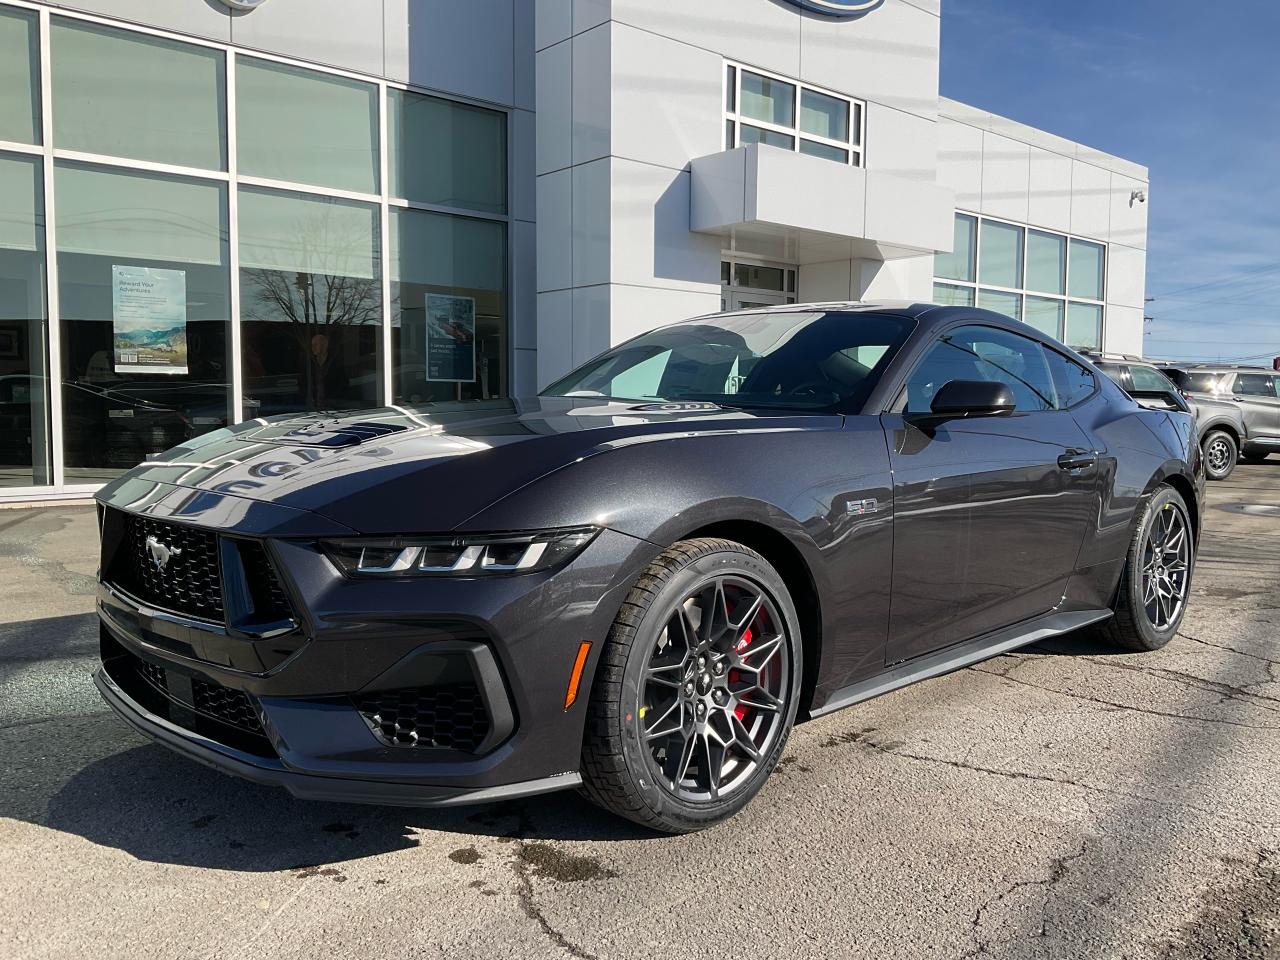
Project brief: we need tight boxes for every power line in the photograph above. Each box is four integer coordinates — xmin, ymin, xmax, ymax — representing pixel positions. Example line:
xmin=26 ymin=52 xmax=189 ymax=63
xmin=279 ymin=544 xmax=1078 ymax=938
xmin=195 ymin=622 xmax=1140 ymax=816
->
xmin=1144 ymin=338 xmax=1280 ymax=345
xmin=1150 ymin=263 xmax=1280 ymax=299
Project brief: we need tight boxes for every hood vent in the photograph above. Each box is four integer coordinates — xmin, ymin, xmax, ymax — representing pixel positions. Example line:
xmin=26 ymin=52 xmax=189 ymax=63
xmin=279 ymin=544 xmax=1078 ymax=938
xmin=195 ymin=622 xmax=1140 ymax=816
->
xmin=272 ymin=420 xmax=409 ymax=448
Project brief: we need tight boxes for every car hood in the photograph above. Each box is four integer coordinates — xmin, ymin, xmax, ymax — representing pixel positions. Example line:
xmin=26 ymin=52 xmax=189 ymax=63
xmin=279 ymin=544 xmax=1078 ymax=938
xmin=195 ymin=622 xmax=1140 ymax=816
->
xmin=96 ymin=398 xmax=838 ymax=535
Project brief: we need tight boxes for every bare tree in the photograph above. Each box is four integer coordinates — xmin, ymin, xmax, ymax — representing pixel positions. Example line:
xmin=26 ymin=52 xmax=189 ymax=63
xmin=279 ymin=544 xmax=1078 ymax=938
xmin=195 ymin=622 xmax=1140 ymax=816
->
xmin=241 ymin=205 xmax=382 ymax=409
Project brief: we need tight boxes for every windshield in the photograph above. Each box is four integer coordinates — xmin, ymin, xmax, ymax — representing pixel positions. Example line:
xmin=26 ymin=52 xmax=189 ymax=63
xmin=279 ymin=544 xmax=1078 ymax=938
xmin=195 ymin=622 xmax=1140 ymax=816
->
xmin=542 ymin=311 xmax=916 ymax=411
xmin=1165 ymin=369 xmax=1224 ymax=394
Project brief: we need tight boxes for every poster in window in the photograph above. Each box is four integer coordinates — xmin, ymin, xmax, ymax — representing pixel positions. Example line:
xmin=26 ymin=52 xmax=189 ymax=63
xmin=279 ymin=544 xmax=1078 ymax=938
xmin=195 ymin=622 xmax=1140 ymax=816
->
xmin=425 ymin=294 xmax=476 ymax=383
xmin=112 ymin=265 xmax=189 ymax=375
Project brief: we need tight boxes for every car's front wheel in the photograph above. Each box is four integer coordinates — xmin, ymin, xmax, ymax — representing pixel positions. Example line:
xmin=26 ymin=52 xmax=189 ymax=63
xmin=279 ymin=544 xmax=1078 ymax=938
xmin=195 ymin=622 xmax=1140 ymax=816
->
xmin=1202 ymin=429 xmax=1237 ymax=480
xmin=580 ymin=538 xmax=801 ymax=833
xmin=1097 ymin=485 xmax=1194 ymax=652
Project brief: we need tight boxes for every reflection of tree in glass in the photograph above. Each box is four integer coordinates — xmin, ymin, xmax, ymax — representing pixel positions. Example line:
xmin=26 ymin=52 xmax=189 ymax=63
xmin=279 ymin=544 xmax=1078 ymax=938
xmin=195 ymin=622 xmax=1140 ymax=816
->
xmin=242 ymin=208 xmax=380 ymax=410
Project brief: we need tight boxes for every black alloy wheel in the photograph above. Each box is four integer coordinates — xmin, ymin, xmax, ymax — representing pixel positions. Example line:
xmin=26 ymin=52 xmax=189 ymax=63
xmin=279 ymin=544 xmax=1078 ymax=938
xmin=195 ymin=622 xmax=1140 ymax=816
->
xmin=580 ymin=539 xmax=801 ymax=832
xmin=1203 ymin=430 xmax=1237 ymax=480
xmin=640 ymin=575 xmax=789 ymax=803
xmin=1140 ymin=499 xmax=1192 ymax=631
xmin=1097 ymin=486 xmax=1195 ymax=652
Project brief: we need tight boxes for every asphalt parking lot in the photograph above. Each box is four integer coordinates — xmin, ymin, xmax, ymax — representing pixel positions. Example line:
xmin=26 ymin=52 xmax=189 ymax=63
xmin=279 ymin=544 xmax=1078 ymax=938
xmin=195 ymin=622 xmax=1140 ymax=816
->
xmin=2 ymin=470 xmax=1278 ymax=960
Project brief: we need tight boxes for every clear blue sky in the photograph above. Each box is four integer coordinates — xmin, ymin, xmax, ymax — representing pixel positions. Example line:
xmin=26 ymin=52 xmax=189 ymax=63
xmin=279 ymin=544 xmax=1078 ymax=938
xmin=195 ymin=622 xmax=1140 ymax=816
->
xmin=939 ymin=0 xmax=1280 ymax=362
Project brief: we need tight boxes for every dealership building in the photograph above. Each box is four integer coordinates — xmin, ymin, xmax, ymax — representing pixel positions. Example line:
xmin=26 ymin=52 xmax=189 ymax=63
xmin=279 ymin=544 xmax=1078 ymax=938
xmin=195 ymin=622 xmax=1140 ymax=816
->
xmin=0 ymin=0 xmax=1149 ymax=501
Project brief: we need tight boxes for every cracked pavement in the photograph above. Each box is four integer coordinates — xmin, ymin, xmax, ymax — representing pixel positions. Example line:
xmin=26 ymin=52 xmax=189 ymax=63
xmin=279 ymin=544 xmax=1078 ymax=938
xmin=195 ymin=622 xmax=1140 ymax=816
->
xmin=2 ymin=467 xmax=1279 ymax=960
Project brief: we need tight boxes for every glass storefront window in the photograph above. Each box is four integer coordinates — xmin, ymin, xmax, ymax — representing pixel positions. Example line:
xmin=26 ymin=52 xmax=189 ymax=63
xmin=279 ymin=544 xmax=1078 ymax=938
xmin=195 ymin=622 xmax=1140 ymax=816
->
xmin=727 ymin=65 xmax=862 ymax=166
xmin=0 ymin=10 xmax=515 ymax=495
xmin=740 ymin=125 xmax=794 ymax=150
xmin=390 ymin=207 xmax=506 ymax=403
xmin=978 ymin=288 xmax=1022 ymax=321
xmin=239 ymin=187 xmax=382 ymax=415
xmin=932 ymin=282 xmax=974 ymax=307
xmin=237 ymin=58 xmax=379 ymax=195
xmin=51 ymin=19 xmax=226 ymax=171
xmin=1066 ymin=302 xmax=1103 ymax=350
xmin=936 ymin=213 xmax=976 ymax=283
xmin=0 ymin=6 xmax=39 ymax=145
xmin=1026 ymin=230 xmax=1065 ymax=295
xmin=388 ymin=88 xmax=506 ymax=214
xmin=1024 ymin=295 xmax=1065 ymax=339
xmin=936 ymin=214 xmax=1106 ymax=348
xmin=1069 ymin=239 xmax=1105 ymax=301
xmin=740 ymin=72 xmax=795 ymax=128
xmin=800 ymin=89 xmax=849 ymax=142
xmin=979 ymin=220 xmax=1023 ymax=289
xmin=799 ymin=141 xmax=849 ymax=163
xmin=0 ymin=153 xmax=50 ymax=487
xmin=55 ymin=163 xmax=231 ymax=482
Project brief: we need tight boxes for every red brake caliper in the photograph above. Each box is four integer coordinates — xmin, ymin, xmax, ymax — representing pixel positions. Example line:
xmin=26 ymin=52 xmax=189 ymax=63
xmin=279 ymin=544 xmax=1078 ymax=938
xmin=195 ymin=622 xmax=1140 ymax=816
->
xmin=731 ymin=626 xmax=752 ymax=722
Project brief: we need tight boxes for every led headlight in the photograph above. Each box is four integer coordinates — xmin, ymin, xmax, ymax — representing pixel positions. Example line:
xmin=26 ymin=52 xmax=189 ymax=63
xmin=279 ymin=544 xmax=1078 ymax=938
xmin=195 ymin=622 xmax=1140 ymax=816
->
xmin=323 ymin=527 xmax=599 ymax=578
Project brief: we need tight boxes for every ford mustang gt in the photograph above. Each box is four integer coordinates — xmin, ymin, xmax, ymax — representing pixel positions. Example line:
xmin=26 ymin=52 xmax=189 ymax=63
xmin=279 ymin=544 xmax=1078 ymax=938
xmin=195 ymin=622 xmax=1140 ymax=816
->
xmin=93 ymin=303 xmax=1203 ymax=832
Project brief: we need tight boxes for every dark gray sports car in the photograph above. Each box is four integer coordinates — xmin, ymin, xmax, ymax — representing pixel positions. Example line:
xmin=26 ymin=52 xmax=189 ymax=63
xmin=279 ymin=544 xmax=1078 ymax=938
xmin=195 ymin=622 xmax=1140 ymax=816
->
xmin=93 ymin=303 xmax=1204 ymax=832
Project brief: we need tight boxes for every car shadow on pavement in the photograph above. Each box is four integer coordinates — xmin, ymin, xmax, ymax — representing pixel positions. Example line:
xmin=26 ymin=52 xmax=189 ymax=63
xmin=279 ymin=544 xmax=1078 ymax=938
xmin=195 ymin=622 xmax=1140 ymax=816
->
xmin=23 ymin=737 xmax=656 ymax=872
xmin=1022 ymin=628 xmax=1133 ymax=658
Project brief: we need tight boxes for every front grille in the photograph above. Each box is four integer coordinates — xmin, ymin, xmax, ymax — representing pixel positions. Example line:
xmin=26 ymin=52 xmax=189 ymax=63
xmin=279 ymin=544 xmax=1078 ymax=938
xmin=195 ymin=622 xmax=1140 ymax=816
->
xmin=354 ymin=685 xmax=491 ymax=753
xmin=101 ymin=631 xmax=274 ymax=758
xmin=236 ymin=539 xmax=294 ymax=625
xmin=111 ymin=514 xmax=224 ymax=622
xmin=137 ymin=658 xmax=167 ymax=693
xmin=191 ymin=678 xmax=265 ymax=735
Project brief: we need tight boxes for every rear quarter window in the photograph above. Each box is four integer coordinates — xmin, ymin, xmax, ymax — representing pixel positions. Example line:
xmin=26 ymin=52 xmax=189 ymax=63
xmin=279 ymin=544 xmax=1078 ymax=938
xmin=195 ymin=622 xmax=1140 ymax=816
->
xmin=1046 ymin=351 xmax=1097 ymax=408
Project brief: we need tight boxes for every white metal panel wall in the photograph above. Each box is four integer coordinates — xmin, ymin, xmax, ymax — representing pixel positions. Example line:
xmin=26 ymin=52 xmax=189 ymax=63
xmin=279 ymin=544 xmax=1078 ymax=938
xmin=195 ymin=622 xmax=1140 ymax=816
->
xmin=50 ymin=0 xmax=231 ymax=41
xmin=231 ymin=0 xmax=387 ymax=77
xmin=533 ymin=0 xmax=943 ymax=387
xmin=400 ymin=0 xmax=515 ymax=106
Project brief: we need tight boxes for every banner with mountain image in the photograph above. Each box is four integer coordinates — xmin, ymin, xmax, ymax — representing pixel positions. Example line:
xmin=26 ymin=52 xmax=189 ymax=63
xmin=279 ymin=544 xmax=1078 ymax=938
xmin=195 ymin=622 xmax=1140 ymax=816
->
xmin=112 ymin=265 xmax=189 ymax=375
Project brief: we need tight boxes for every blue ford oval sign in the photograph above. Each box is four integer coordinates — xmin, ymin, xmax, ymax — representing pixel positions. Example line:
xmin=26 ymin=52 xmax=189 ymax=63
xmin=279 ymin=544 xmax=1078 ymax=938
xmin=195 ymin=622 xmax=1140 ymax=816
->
xmin=784 ymin=0 xmax=884 ymax=17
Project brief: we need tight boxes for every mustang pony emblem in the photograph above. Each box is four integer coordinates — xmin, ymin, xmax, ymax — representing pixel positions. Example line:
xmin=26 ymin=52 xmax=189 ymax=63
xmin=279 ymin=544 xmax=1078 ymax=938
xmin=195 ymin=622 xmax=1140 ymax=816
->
xmin=145 ymin=536 xmax=182 ymax=573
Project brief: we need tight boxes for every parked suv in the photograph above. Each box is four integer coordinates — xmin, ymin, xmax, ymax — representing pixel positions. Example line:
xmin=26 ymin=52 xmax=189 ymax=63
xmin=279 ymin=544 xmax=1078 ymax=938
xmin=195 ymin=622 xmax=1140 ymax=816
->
xmin=1083 ymin=353 xmax=1246 ymax=480
xmin=1161 ymin=364 xmax=1280 ymax=477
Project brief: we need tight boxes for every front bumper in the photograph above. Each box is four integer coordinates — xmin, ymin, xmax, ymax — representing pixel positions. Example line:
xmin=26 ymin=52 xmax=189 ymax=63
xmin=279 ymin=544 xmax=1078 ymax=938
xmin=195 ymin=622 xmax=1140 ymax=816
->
xmin=94 ymin=664 xmax=581 ymax=806
xmin=92 ymin=490 xmax=663 ymax=805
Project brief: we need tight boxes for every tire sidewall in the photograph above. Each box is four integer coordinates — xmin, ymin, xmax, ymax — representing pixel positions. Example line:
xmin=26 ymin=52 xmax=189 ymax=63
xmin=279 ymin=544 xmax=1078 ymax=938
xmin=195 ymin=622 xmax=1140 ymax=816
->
xmin=1203 ymin=430 xmax=1237 ymax=480
xmin=1124 ymin=487 xmax=1195 ymax=648
xmin=615 ymin=547 xmax=802 ymax=830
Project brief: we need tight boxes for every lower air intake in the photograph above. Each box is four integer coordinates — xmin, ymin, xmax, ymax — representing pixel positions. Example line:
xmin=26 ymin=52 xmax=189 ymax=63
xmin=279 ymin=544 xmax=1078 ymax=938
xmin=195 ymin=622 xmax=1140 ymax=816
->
xmin=354 ymin=685 xmax=492 ymax=753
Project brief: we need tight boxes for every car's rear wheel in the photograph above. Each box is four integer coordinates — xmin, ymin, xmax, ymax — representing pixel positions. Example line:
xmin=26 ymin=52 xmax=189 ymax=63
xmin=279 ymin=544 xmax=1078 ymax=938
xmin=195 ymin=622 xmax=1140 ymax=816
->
xmin=580 ymin=538 xmax=801 ymax=833
xmin=1097 ymin=486 xmax=1194 ymax=652
xmin=1202 ymin=430 xmax=1237 ymax=480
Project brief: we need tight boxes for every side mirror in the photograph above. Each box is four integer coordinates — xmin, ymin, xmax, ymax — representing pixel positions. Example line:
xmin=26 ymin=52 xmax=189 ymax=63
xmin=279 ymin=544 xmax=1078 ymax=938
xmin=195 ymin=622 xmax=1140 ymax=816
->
xmin=927 ymin=379 xmax=1016 ymax=419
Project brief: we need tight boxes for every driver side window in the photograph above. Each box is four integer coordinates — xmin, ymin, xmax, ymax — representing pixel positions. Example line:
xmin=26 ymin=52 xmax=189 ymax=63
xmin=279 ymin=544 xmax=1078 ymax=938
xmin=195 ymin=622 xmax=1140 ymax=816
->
xmin=902 ymin=325 xmax=1057 ymax=414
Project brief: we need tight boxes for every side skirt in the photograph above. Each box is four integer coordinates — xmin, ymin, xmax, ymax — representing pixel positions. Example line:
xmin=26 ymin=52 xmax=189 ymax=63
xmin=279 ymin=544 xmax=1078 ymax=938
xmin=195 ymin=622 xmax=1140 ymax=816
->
xmin=809 ymin=608 xmax=1114 ymax=719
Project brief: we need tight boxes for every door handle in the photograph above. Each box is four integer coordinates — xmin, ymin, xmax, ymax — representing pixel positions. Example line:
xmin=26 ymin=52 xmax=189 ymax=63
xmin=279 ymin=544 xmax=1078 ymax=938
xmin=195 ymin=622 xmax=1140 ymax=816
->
xmin=1058 ymin=450 xmax=1096 ymax=471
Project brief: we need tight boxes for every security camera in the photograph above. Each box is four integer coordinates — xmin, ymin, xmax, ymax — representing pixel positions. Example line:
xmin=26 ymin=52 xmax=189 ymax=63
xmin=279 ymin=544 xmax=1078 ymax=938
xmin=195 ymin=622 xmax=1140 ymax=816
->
xmin=1131 ymin=190 xmax=1147 ymax=205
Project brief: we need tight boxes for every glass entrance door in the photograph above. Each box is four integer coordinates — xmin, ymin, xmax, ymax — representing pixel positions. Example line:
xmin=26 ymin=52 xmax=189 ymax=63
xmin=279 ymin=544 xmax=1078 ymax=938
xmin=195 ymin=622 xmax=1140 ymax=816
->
xmin=728 ymin=292 xmax=789 ymax=311
xmin=721 ymin=258 xmax=797 ymax=312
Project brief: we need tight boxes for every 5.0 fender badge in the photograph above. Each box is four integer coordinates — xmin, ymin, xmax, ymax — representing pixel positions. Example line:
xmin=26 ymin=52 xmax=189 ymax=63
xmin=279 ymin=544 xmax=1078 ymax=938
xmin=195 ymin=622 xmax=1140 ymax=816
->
xmin=846 ymin=498 xmax=881 ymax=517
